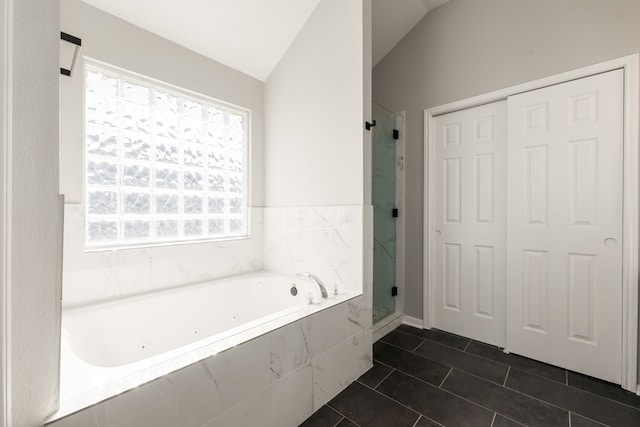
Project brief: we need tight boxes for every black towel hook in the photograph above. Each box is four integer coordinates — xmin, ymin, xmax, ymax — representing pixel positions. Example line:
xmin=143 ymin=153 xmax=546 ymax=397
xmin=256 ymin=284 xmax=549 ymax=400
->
xmin=365 ymin=120 xmax=376 ymax=131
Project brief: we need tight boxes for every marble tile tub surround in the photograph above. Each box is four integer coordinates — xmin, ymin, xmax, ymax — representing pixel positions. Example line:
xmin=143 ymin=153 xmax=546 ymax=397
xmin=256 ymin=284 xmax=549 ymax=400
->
xmin=56 ymin=288 xmax=361 ymax=420
xmin=63 ymin=204 xmax=364 ymax=305
xmin=49 ymin=205 xmax=372 ymax=424
xmin=48 ymin=300 xmax=373 ymax=427
xmin=62 ymin=205 xmax=265 ymax=305
xmin=264 ymin=205 xmax=364 ymax=295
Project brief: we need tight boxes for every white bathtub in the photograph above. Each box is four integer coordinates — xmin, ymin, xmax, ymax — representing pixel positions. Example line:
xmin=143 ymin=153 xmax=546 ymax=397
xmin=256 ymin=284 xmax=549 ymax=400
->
xmin=55 ymin=271 xmax=358 ymax=420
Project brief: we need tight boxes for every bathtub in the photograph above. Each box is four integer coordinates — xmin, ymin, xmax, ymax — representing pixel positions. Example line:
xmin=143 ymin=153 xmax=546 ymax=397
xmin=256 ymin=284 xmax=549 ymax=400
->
xmin=55 ymin=271 xmax=359 ymax=420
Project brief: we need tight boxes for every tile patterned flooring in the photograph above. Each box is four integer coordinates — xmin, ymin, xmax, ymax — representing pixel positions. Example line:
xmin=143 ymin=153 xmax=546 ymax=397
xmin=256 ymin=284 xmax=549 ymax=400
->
xmin=300 ymin=325 xmax=640 ymax=427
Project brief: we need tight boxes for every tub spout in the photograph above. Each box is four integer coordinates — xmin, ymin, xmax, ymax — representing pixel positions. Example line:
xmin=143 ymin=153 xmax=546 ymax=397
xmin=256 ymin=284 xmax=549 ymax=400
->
xmin=296 ymin=272 xmax=328 ymax=299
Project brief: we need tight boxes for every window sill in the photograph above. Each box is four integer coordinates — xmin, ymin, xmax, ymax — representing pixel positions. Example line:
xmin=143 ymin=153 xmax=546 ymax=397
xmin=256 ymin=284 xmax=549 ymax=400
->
xmin=83 ymin=234 xmax=252 ymax=253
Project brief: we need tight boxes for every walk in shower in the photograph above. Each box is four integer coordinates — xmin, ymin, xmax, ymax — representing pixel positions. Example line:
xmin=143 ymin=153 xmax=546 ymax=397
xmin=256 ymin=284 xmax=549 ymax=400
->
xmin=372 ymin=102 xmax=400 ymax=324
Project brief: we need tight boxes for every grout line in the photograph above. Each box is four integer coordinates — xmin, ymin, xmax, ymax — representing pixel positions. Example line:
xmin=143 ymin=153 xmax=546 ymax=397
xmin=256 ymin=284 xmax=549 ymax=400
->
xmin=502 ymin=380 xmax=584 ymax=419
xmin=412 ymin=414 xmax=446 ymax=427
xmin=443 ymin=339 xmax=571 ymax=387
xmin=494 ymin=414 xmax=528 ymax=427
xmin=503 ymin=366 xmax=511 ymax=387
xmin=389 ymin=328 xmax=639 ymax=422
xmin=374 ymin=368 xmax=396 ymax=390
xmin=412 ymin=415 xmax=446 ymax=427
xmin=374 ymin=364 xmax=533 ymax=426
xmin=371 ymin=359 xmax=395 ymax=371
xmin=379 ymin=337 xmax=510 ymax=375
xmin=367 ymin=383 xmax=423 ymax=420
xmin=490 ymin=412 xmax=497 ymax=427
xmin=532 ymin=367 xmax=640 ymax=412
xmin=411 ymin=338 xmax=425 ymax=353
xmin=568 ymin=411 xmax=609 ymax=427
xmin=381 ymin=338 xmax=513 ymax=387
xmin=382 ymin=329 xmax=427 ymax=353
xmin=420 ymin=364 xmax=572 ymax=425
xmin=325 ymin=405 xmax=346 ymax=427
xmin=439 ymin=367 xmax=453 ymax=388
xmin=406 ymin=327 xmax=575 ymax=390
xmin=399 ymin=326 xmax=473 ymax=353
xmin=563 ymin=381 xmax=640 ymax=411
xmin=391 ymin=368 xmax=523 ymax=424
xmin=415 ymin=339 xmax=511 ymax=370
xmin=326 ymin=404 xmax=362 ymax=427
xmin=466 ymin=348 xmax=569 ymax=387
xmin=343 ymin=415 xmax=362 ymax=427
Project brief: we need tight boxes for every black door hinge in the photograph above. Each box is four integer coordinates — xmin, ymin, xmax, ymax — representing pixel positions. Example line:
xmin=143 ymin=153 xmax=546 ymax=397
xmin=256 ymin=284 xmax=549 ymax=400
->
xmin=392 ymin=208 xmax=399 ymax=218
xmin=391 ymin=286 xmax=398 ymax=297
xmin=393 ymin=129 xmax=399 ymax=140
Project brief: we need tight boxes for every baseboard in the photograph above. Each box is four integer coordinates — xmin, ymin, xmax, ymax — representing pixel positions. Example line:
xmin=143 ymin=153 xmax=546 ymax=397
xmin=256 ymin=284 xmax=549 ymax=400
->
xmin=402 ymin=315 xmax=423 ymax=329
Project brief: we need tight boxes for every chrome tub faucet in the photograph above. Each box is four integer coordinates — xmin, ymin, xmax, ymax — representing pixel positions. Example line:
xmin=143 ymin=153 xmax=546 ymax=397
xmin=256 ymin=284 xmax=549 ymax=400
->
xmin=296 ymin=272 xmax=328 ymax=299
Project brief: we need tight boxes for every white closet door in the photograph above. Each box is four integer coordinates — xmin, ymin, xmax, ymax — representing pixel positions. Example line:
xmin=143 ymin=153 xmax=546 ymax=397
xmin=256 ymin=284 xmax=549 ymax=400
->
xmin=432 ymin=101 xmax=507 ymax=347
xmin=506 ymin=70 xmax=623 ymax=383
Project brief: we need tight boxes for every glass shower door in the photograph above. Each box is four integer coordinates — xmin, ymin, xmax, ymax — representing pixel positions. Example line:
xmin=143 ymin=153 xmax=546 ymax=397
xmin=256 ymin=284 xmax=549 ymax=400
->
xmin=372 ymin=102 xmax=397 ymax=324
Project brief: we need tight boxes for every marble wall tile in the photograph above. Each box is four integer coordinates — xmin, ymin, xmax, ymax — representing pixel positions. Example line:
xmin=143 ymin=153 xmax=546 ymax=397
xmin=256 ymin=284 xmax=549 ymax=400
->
xmin=204 ymin=363 xmax=314 ymax=427
xmin=94 ymin=381 xmax=166 ymax=426
xmin=263 ymin=206 xmax=363 ymax=294
xmin=312 ymin=330 xmax=373 ymax=410
xmin=347 ymin=294 xmax=372 ymax=337
xmin=62 ymin=206 xmax=264 ymax=305
xmin=109 ymin=401 xmax=182 ymax=427
xmin=47 ymin=406 xmax=98 ymax=427
xmin=156 ymin=335 xmax=270 ymax=427
xmin=309 ymin=303 xmax=347 ymax=357
xmin=269 ymin=318 xmax=312 ymax=382
xmin=348 ymin=205 xmax=374 ymax=337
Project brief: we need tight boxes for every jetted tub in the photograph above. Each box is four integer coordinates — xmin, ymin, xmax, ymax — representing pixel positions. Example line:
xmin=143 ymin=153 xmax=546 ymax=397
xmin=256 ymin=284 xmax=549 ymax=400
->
xmin=54 ymin=271 xmax=358 ymax=420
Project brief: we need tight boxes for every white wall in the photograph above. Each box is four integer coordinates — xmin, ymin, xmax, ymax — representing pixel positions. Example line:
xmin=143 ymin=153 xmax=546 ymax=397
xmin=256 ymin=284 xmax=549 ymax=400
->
xmin=363 ymin=0 xmax=372 ymax=207
xmin=60 ymin=0 xmax=266 ymax=305
xmin=372 ymin=0 xmax=640 ymax=321
xmin=8 ymin=0 xmax=62 ymax=425
xmin=0 ymin=0 xmax=8 ymax=422
xmin=264 ymin=0 xmax=365 ymax=207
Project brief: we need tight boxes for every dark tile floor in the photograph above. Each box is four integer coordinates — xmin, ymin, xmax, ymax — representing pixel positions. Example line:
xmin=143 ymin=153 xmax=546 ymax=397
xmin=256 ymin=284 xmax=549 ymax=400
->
xmin=300 ymin=325 xmax=640 ymax=427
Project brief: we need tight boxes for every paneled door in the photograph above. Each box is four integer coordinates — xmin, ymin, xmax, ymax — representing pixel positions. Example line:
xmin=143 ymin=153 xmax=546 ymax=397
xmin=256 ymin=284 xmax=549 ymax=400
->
xmin=432 ymin=101 xmax=507 ymax=347
xmin=506 ymin=70 xmax=624 ymax=383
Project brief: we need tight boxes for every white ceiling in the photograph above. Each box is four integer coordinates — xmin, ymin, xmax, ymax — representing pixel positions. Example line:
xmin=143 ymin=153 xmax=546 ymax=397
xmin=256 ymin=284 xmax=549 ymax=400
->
xmin=81 ymin=0 xmax=322 ymax=81
xmin=81 ymin=0 xmax=449 ymax=81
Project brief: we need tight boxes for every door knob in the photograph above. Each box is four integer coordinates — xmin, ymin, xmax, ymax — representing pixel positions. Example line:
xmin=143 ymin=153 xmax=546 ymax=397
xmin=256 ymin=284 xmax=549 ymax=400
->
xmin=604 ymin=238 xmax=618 ymax=247
xmin=435 ymin=230 xmax=442 ymax=237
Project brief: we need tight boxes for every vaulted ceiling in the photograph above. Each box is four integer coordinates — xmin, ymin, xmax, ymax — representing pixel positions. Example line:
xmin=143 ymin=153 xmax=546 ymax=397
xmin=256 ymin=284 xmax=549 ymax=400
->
xmin=81 ymin=0 xmax=449 ymax=81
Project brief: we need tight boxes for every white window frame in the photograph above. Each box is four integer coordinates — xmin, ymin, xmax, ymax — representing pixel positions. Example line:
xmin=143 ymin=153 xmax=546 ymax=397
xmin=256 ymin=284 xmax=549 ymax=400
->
xmin=83 ymin=59 xmax=251 ymax=250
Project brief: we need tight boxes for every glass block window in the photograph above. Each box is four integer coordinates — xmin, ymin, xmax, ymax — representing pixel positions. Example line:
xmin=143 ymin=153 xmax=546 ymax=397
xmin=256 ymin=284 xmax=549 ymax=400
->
xmin=85 ymin=62 xmax=249 ymax=249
